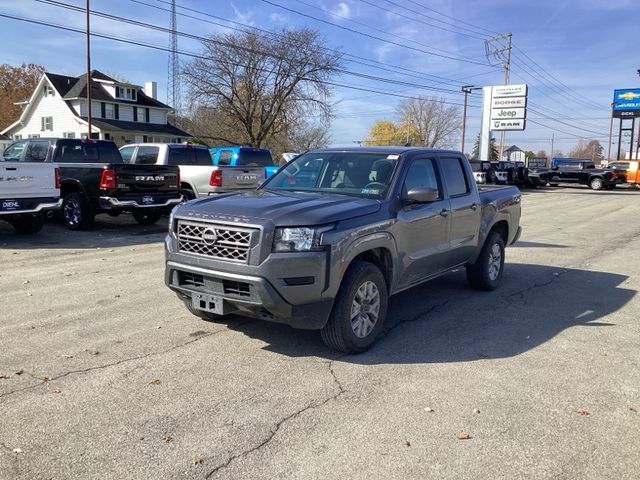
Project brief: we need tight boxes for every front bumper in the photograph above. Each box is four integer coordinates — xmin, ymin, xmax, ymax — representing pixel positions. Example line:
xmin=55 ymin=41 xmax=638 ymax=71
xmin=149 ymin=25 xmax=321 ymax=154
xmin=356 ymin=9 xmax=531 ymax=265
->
xmin=98 ymin=194 xmax=182 ymax=210
xmin=0 ymin=197 xmax=62 ymax=216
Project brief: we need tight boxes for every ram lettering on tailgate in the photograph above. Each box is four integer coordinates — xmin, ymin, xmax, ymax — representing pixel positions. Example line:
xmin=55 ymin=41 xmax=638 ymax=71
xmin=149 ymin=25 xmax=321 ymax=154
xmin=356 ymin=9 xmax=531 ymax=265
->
xmin=135 ymin=175 xmax=166 ymax=181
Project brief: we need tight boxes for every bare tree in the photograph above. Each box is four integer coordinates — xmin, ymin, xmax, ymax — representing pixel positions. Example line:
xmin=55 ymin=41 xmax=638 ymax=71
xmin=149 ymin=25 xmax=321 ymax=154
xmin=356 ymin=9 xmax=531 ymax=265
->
xmin=395 ymin=96 xmax=461 ymax=147
xmin=183 ymin=28 xmax=342 ymax=148
xmin=569 ymin=139 xmax=604 ymax=163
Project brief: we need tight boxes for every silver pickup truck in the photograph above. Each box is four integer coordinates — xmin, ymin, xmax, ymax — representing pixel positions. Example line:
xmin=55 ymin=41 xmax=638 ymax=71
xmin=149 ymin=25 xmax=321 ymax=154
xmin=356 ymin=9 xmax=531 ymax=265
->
xmin=165 ymin=147 xmax=522 ymax=352
xmin=1 ymin=143 xmax=61 ymax=234
xmin=120 ymin=143 xmax=265 ymax=198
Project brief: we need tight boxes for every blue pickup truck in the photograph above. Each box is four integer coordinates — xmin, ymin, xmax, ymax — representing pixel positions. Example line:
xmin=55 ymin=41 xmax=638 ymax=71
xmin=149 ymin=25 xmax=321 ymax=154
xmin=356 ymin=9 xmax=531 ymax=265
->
xmin=209 ymin=146 xmax=279 ymax=178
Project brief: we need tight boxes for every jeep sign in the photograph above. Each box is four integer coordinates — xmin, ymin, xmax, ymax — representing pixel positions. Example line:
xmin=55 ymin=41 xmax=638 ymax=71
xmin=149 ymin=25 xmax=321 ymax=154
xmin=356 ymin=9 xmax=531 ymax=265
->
xmin=491 ymin=108 xmax=526 ymax=119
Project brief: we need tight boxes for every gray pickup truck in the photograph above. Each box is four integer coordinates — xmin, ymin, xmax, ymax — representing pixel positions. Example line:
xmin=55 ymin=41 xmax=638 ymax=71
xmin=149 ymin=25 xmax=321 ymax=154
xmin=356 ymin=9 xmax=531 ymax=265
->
xmin=165 ymin=147 xmax=522 ymax=352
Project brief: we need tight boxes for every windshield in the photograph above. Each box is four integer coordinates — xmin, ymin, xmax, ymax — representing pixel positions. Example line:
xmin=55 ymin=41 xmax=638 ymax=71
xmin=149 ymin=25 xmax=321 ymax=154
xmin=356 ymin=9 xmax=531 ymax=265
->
xmin=262 ymin=151 xmax=398 ymax=199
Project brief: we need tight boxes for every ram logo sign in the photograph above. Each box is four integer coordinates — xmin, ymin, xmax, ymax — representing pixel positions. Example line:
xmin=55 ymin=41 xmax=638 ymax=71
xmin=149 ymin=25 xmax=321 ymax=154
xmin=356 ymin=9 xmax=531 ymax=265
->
xmin=135 ymin=175 xmax=165 ymax=181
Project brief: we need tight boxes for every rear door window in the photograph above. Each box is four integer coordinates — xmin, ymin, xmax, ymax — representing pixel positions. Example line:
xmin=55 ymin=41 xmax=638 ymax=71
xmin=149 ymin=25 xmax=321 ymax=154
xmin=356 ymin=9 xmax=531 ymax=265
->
xmin=218 ymin=150 xmax=233 ymax=166
xmin=440 ymin=157 xmax=470 ymax=197
xmin=168 ymin=148 xmax=196 ymax=165
xmin=120 ymin=146 xmax=136 ymax=163
xmin=135 ymin=146 xmax=160 ymax=165
xmin=24 ymin=141 xmax=50 ymax=162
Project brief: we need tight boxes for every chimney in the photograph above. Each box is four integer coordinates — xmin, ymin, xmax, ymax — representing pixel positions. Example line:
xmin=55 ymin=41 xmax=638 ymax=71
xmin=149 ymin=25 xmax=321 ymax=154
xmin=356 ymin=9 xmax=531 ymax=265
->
xmin=144 ymin=81 xmax=157 ymax=99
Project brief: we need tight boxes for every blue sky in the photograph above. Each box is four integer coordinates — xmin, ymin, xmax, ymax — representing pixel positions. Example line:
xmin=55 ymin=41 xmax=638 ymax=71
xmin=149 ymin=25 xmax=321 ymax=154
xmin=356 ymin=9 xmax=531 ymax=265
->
xmin=1 ymin=0 xmax=639 ymax=155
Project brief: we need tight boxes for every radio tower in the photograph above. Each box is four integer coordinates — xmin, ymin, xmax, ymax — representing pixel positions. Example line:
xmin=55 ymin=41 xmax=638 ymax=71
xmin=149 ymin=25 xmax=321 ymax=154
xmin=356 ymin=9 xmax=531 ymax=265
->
xmin=167 ymin=0 xmax=180 ymax=116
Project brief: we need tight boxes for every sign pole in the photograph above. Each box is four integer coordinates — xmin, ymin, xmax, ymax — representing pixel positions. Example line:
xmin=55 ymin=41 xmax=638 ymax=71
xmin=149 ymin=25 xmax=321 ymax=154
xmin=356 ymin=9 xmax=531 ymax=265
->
xmin=607 ymin=103 xmax=614 ymax=161
xmin=617 ymin=118 xmax=623 ymax=161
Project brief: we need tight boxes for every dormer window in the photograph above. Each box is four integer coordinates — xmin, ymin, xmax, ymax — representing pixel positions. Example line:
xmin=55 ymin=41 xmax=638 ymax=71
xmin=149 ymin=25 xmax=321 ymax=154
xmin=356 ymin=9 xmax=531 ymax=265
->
xmin=115 ymin=86 xmax=137 ymax=101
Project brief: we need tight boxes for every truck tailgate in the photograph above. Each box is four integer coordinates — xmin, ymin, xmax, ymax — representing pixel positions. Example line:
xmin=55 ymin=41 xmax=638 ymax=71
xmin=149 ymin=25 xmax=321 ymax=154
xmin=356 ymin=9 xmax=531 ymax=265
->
xmin=0 ymin=162 xmax=58 ymax=199
xmin=113 ymin=164 xmax=180 ymax=194
xmin=221 ymin=166 xmax=264 ymax=190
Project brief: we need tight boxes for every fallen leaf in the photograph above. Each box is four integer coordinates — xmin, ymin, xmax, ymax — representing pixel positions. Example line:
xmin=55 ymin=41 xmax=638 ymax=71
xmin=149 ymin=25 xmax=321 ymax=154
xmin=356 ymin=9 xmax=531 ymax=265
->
xmin=576 ymin=408 xmax=590 ymax=416
xmin=22 ymin=280 xmax=30 ymax=285
xmin=473 ymin=408 xmax=481 ymax=414
xmin=401 ymin=438 xmax=411 ymax=447
xmin=12 ymin=448 xmax=23 ymax=454
xmin=26 ymin=292 xmax=33 ymax=297
xmin=162 ymin=434 xmax=173 ymax=443
xmin=629 ymin=407 xmax=637 ymax=413
xmin=424 ymin=407 xmax=434 ymax=413
xmin=192 ymin=457 xmax=204 ymax=465
xmin=15 ymin=369 xmax=24 ymax=376
xmin=61 ymin=354 xmax=74 ymax=359
xmin=0 ymin=373 xmax=9 ymax=380
xmin=148 ymin=378 xmax=161 ymax=385
xmin=457 ymin=431 xmax=472 ymax=440
xmin=51 ymin=388 xmax=62 ymax=394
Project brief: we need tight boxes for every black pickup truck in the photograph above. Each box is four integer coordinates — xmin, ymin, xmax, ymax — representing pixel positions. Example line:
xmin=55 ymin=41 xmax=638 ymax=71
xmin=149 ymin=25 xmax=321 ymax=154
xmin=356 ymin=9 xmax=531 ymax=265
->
xmin=3 ymin=138 xmax=182 ymax=229
xmin=166 ymin=147 xmax=522 ymax=352
xmin=549 ymin=159 xmax=620 ymax=190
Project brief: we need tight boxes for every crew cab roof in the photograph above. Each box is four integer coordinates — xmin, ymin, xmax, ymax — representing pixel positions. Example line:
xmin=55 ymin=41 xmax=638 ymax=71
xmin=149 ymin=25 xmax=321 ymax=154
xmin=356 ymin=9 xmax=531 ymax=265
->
xmin=309 ymin=146 xmax=464 ymax=155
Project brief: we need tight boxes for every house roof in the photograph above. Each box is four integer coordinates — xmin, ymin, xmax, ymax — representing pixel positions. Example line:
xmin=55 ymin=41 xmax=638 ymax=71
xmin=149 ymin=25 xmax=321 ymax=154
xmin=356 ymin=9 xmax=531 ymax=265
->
xmin=86 ymin=118 xmax=192 ymax=137
xmin=46 ymin=70 xmax=171 ymax=109
xmin=503 ymin=145 xmax=523 ymax=153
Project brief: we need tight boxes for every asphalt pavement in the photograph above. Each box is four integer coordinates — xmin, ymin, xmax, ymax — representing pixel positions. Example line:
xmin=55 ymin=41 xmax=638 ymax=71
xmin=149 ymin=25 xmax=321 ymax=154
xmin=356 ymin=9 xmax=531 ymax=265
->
xmin=1 ymin=185 xmax=639 ymax=480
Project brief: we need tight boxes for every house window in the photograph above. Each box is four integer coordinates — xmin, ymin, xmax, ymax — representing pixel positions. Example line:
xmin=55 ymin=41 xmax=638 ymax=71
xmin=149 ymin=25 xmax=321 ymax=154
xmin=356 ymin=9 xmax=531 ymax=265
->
xmin=145 ymin=108 xmax=150 ymax=123
xmin=133 ymin=106 xmax=138 ymax=122
xmin=63 ymin=132 xmax=76 ymax=138
xmin=41 ymin=116 xmax=53 ymax=131
xmin=28 ymin=134 xmax=41 ymax=138
xmin=14 ymin=134 xmax=22 ymax=140
xmin=116 ymin=86 xmax=137 ymax=101
xmin=105 ymin=103 xmax=114 ymax=119
xmin=43 ymin=85 xmax=55 ymax=97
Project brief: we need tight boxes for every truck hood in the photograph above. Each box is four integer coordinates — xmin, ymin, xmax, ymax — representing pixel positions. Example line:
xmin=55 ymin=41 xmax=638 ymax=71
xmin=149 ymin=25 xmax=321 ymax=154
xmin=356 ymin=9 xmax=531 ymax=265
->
xmin=175 ymin=190 xmax=381 ymax=227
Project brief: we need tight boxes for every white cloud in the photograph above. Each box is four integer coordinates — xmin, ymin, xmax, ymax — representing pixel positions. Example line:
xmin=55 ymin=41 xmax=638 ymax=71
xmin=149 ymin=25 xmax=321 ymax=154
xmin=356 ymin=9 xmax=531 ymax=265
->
xmin=269 ymin=12 xmax=287 ymax=23
xmin=330 ymin=2 xmax=351 ymax=19
xmin=231 ymin=3 xmax=255 ymax=26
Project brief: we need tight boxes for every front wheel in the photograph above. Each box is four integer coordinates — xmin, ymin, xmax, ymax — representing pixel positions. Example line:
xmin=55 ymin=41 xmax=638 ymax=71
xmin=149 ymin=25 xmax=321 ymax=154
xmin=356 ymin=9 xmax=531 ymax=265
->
xmin=321 ymin=261 xmax=388 ymax=353
xmin=11 ymin=213 xmax=44 ymax=234
xmin=132 ymin=209 xmax=162 ymax=225
xmin=466 ymin=232 xmax=505 ymax=291
xmin=589 ymin=177 xmax=603 ymax=190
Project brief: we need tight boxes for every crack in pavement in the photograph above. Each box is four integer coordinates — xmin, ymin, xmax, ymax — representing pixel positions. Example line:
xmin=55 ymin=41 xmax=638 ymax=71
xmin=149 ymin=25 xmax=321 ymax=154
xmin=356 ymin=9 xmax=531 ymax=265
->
xmin=206 ymin=358 xmax=347 ymax=479
xmin=378 ymin=300 xmax=451 ymax=342
xmin=0 ymin=321 xmax=251 ymax=402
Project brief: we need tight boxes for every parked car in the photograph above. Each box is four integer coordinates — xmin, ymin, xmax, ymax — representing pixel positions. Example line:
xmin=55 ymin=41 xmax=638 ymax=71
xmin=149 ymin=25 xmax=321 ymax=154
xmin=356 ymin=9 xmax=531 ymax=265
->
xmin=3 ymin=138 xmax=182 ymax=230
xmin=604 ymin=161 xmax=640 ymax=186
xmin=1 ymin=143 xmax=61 ymax=234
xmin=121 ymin=143 xmax=227 ymax=200
xmin=165 ymin=147 xmax=522 ymax=352
xmin=549 ymin=158 xmax=620 ymax=190
xmin=209 ymin=146 xmax=279 ymax=179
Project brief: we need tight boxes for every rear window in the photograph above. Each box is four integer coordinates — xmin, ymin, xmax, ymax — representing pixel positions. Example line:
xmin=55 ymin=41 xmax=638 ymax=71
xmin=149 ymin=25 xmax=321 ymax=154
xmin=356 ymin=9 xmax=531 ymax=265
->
xmin=440 ymin=157 xmax=470 ymax=197
xmin=238 ymin=149 xmax=274 ymax=167
xmin=56 ymin=141 xmax=122 ymax=163
xmin=168 ymin=147 xmax=211 ymax=166
xmin=134 ymin=146 xmax=160 ymax=165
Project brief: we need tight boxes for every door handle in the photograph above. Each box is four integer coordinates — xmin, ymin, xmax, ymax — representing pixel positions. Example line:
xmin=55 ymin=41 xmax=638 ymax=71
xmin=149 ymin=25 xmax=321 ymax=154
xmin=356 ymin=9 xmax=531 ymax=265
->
xmin=6 ymin=167 xmax=17 ymax=171
xmin=470 ymin=203 xmax=478 ymax=211
xmin=439 ymin=209 xmax=449 ymax=217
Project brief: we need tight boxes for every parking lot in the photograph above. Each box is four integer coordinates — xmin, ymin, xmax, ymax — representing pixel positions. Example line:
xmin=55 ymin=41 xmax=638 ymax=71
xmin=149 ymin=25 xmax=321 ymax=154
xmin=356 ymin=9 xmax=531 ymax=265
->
xmin=1 ymin=186 xmax=639 ymax=480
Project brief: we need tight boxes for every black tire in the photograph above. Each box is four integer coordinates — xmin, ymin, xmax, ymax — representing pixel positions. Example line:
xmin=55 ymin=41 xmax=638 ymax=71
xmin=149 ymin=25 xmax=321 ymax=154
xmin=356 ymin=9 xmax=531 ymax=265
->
xmin=62 ymin=192 xmax=94 ymax=230
xmin=466 ymin=231 xmax=505 ymax=291
xmin=321 ymin=261 xmax=388 ymax=353
xmin=11 ymin=213 xmax=44 ymax=235
xmin=132 ymin=209 xmax=162 ymax=225
xmin=605 ymin=184 xmax=616 ymax=190
xmin=589 ymin=177 xmax=603 ymax=190
xmin=181 ymin=188 xmax=196 ymax=201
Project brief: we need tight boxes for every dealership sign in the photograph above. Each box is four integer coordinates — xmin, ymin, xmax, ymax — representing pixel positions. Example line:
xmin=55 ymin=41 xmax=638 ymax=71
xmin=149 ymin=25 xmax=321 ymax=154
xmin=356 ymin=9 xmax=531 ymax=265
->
xmin=489 ymin=84 xmax=528 ymax=131
xmin=613 ymin=88 xmax=640 ymax=118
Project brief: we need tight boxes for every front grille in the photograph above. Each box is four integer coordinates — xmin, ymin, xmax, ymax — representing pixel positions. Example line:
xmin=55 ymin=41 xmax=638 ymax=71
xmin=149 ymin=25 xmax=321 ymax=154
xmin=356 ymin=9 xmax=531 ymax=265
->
xmin=177 ymin=220 xmax=255 ymax=263
xmin=223 ymin=280 xmax=251 ymax=297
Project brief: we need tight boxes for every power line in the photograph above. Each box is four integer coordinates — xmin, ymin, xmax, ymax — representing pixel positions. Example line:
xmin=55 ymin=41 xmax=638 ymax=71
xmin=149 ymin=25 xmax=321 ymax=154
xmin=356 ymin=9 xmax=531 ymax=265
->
xmin=403 ymin=0 xmax=499 ymax=36
xmin=258 ymin=0 xmax=494 ymax=66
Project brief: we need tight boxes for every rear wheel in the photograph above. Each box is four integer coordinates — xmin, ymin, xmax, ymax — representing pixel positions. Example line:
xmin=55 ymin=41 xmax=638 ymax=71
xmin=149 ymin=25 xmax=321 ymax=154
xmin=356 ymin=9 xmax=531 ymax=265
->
xmin=321 ymin=261 xmax=388 ymax=353
xmin=62 ymin=192 xmax=94 ymax=230
xmin=132 ymin=209 xmax=162 ymax=225
xmin=11 ymin=214 xmax=44 ymax=234
xmin=466 ymin=232 xmax=505 ymax=291
xmin=589 ymin=177 xmax=603 ymax=190
xmin=181 ymin=188 xmax=196 ymax=201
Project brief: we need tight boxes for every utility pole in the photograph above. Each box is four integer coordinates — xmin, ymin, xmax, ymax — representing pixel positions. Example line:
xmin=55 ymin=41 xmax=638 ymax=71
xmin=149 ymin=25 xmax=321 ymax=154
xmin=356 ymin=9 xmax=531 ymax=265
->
xmin=607 ymin=102 xmax=615 ymax=161
xmin=485 ymin=33 xmax=512 ymax=161
xmin=85 ymin=0 xmax=92 ymax=139
xmin=461 ymin=85 xmax=481 ymax=154
xmin=550 ymin=133 xmax=555 ymax=162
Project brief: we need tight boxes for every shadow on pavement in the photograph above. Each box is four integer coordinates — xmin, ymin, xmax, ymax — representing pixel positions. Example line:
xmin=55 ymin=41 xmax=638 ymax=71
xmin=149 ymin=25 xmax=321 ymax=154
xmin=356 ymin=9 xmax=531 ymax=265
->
xmin=0 ymin=214 xmax=168 ymax=250
xmin=225 ymin=263 xmax=635 ymax=363
xmin=512 ymin=241 xmax=569 ymax=248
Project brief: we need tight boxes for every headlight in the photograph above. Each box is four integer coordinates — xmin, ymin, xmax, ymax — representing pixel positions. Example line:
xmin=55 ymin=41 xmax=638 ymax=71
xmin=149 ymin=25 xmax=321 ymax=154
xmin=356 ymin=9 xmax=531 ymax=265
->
xmin=273 ymin=226 xmax=332 ymax=252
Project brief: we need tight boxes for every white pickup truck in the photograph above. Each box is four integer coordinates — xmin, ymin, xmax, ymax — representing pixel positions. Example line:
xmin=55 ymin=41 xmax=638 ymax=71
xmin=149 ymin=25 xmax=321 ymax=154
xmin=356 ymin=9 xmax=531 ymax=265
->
xmin=1 ymin=143 xmax=61 ymax=234
xmin=120 ymin=143 xmax=265 ymax=199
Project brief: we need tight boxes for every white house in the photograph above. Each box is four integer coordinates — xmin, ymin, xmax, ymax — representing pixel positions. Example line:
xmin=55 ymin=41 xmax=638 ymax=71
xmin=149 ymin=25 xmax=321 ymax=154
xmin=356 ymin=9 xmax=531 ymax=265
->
xmin=501 ymin=145 xmax=527 ymax=163
xmin=1 ymin=70 xmax=191 ymax=146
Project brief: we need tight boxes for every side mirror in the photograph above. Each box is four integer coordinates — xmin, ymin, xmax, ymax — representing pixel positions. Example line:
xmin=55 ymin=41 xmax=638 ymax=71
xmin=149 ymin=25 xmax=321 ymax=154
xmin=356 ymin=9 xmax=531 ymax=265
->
xmin=405 ymin=186 xmax=439 ymax=204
